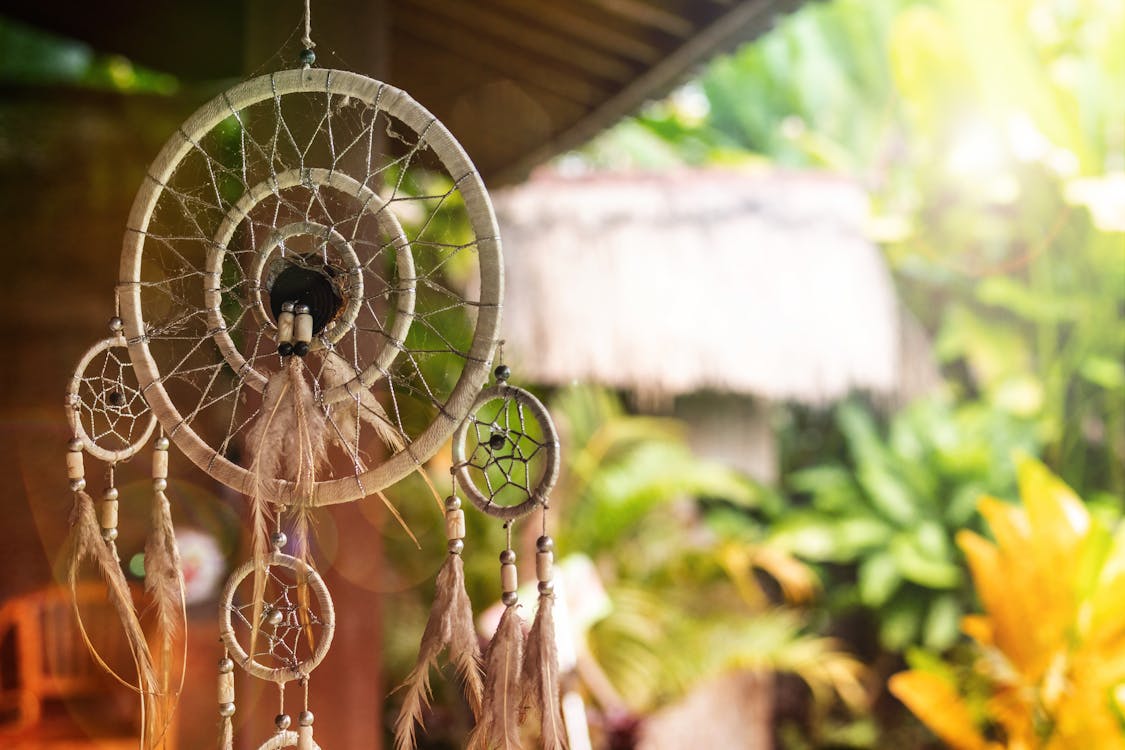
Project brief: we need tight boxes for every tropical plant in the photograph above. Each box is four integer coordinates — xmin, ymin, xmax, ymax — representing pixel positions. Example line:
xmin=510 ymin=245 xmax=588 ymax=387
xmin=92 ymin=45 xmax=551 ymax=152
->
xmin=768 ymin=396 xmax=1039 ymax=652
xmin=576 ymin=0 xmax=1125 ymax=502
xmin=550 ymin=385 xmax=867 ymax=715
xmin=889 ymin=458 xmax=1125 ymax=749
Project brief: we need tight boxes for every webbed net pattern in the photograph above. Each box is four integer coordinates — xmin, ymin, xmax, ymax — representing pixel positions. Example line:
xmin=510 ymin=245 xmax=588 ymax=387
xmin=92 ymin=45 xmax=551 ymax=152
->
xmin=229 ymin=565 xmax=326 ymax=674
xmin=458 ymin=390 xmax=551 ymax=511
xmin=74 ymin=343 xmax=152 ymax=455
xmin=129 ymin=72 xmax=491 ymax=485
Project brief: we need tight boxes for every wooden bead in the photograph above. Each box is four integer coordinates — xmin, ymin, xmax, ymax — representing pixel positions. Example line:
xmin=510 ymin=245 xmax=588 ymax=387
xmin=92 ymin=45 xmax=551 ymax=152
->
xmin=66 ymin=450 xmax=85 ymax=480
xmin=277 ymin=310 xmax=295 ymax=344
xmin=536 ymin=550 xmax=553 ymax=583
xmin=152 ymin=449 xmax=169 ymax=479
xmin=298 ymin=724 xmax=314 ymax=750
xmin=294 ymin=312 xmax=314 ymax=344
xmin=501 ymin=562 xmax=517 ymax=594
xmin=100 ymin=499 xmax=119 ymax=530
xmin=444 ymin=509 xmax=465 ymax=541
xmin=218 ymin=670 xmax=235 ymax=703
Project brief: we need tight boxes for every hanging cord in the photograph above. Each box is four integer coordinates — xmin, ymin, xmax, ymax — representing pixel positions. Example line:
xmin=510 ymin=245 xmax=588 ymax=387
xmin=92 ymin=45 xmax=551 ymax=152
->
xmin=302 ymin=0 xmax=316 ymax=49
xmin=300 ymin=0 xmax=317 ymax=67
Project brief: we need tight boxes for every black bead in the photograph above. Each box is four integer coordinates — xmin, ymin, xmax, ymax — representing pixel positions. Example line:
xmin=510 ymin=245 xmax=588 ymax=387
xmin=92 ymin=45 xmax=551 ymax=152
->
xmin=299 ymin=48 xmax=316 ymax=66
xmin=293 ymin=342 xmax=310 ymax=357
xmin=488 ymin=433 xmax=507 ymax=450
xmin=278 ymin=342 xmax=294 ymax=357
xmin=108 ymin=390 xmax=125 ymax=407
xmin=494 ymin=364 xmax=511 ymax=382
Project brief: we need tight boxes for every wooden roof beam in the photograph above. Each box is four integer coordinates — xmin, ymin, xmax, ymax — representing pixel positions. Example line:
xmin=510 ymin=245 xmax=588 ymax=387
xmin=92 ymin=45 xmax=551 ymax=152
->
xmin=394 ymin=12 xmax=611 ymax=107
xmin=480 ymin=0 xmax=665 ymax=65
xmin=576 ymin=0 xmax=695 ymax=38
xmin=406 ymin=0 xmax=638 ymax=84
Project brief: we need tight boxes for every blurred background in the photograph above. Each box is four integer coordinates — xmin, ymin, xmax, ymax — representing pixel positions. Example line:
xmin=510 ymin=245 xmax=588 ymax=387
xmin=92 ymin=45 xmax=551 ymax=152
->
xmin=0 ymin=0 xmax=1121 ymax=748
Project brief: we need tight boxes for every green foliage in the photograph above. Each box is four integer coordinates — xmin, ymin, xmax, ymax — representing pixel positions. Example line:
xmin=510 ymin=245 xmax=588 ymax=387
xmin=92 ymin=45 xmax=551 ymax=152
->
xmin=770 ymin=397 xmax=1040 ymax=652
xmin=551 ymin=385 xmax=865 ymax=713
xmin=0 ymin=16 xmax=178 ymax=93
xmin=578 ymin=0 xmax=1125 ymax=501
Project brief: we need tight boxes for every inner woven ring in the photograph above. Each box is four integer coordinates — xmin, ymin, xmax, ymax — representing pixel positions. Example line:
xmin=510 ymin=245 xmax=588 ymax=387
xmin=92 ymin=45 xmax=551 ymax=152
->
xmin=248 ymin=220 xmax=363 ymax=346
xmin=204 ymin=166 xmax=417 ymax=402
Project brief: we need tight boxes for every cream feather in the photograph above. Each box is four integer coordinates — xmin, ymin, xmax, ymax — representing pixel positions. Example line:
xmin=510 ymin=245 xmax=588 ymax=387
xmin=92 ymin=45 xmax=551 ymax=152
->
xmin=145 ymin=487 xmax=186 ymax=746
xmin=67 ymin=489 xmax=160 ymax=748
xmin=319 ymin=349 xmax=441 ymax=541
xmin=320 ymin=349 xmax=406 ymax=454
xmin=394 ymin=553 xmax=484 ymax=750
xmin=245 ymin=357 xmax=329 ymax=660
xmin=520 ymin=594 xmax=567 ymax=749
xmin=219 ymin=716 xmax=233 ymax=750
xmin=467 ymin=605 xmax=526 ymax=750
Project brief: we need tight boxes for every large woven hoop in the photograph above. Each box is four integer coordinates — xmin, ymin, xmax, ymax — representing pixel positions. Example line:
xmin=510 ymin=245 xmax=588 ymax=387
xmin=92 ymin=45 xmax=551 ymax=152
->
xmin=119 ymin=68 xmax=503 ymax=506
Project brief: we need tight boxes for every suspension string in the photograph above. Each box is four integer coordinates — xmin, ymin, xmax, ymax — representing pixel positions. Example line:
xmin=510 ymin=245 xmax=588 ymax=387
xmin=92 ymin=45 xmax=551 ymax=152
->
xmin=302 ymin=0 xmax=316 ymax=50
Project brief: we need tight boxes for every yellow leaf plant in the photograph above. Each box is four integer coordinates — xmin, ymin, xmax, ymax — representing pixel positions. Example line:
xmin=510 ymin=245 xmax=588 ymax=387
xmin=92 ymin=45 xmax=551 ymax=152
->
xmin=889 ymin=458 xmax=1125 ymax=749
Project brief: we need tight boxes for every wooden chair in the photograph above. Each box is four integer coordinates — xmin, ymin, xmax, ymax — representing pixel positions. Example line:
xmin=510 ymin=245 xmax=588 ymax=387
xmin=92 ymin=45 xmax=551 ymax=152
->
xmin=0 ymin=583 xmax=173 ymax=749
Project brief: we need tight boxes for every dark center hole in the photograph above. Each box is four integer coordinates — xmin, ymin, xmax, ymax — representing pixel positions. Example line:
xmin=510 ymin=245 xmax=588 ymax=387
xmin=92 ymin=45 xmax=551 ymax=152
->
xmin=107 ymin=390 xmax=125 ymax=407
xmin=269 ymin=264 xmax=343 ymax=336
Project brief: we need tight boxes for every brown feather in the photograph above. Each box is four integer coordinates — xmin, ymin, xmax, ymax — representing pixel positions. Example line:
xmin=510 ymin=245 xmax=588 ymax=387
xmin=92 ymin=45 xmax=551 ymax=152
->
xmin=219 ymin=716 xmax=233 ymax=750
xmin=320 ymin=350 xmax=406 ymax=453
xmin=320 ymin=350 xmax=445 ymax=518
xmin=293 ymin=507 xmax=317 ymax=654
xmin=245 ymin=358 xmax=329 ymax=659
xmin=67 ymin=489 xmax=160 ymax=748
xmin=520 ymin=594 xmax=567 ymax=749
xmin=394 ymin=553 xmax=484 ymax=750
xmin=145 ymin=487 xmax=186 ymax=746
xmin=245 ymin=366 xmax=289 ymax=663
xmin=287 ymin=358 xmax=328 ymax=656
xmin=467 ymin=605 xmax=526 ymax=750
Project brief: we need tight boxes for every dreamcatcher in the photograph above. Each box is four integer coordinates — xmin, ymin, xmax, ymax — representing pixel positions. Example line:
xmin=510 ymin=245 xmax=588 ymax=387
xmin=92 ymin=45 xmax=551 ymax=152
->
xmin=63 ymin=5 xmax=567 ymax=750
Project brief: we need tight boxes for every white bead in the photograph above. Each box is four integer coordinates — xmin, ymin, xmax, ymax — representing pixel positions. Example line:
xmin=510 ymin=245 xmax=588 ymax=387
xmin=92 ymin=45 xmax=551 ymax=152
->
xmin=100 ymin=499 xmax=119 ymax=529
xmin=66 ymin=450 xmax=85 ymax=480
xmin=501 ymin=562 xmax=517 ymax=593
xmin=294 ymin=312 xmax=314 ymax=344
xmin=277 ymin=310 xmax=295 ymax=344
xmin=218 ymin=670 xmax=235 ymax=703
xmin=152 ymin=449 xmax=168 ymax=479
xmin=445 ymin=509 xmax=465 ymax=541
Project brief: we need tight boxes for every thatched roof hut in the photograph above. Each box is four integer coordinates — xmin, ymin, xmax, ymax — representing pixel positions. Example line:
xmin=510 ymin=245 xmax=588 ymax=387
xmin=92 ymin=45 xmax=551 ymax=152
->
xmin=494 ymin=169 xmax=936 ymax=406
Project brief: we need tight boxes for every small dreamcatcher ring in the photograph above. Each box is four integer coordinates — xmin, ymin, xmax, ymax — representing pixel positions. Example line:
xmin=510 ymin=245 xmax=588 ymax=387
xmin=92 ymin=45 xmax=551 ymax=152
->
xmin=219 ymin=551 xmax=335 ymax=684
xmin=204 ymin=166 xmax=416 ymax=397
xmin=65 ymin=335 xmax=158 ymax=463
xmin=256 ymin=731 xmax=322 ymax=750
xmin=452 ymin=384 xmax=560 ymax=521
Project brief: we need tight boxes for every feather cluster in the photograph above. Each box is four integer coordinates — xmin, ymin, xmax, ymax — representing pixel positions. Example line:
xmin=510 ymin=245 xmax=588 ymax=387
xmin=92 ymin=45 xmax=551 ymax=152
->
xmin=320 ymin=349 xmax=441 ymax=540
xmin=67 ymin=489 xmax=160 ymax=747
xmin=245 ymin=357 xmax=328 ymax=658
xmin=520 ymin=594 xmax=567 ymax=750
xmin=145 ymin=486 xmax=186 ymax=745
xmin=467 ymin=605 xmax=527 ymax=750
xmin=321 ymin=350 xmax=405 ymax=456
xmin=219 ymin=715 xmax=233 ymax=750
xmin=394 ymin=553 xmax=484 ymax=750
